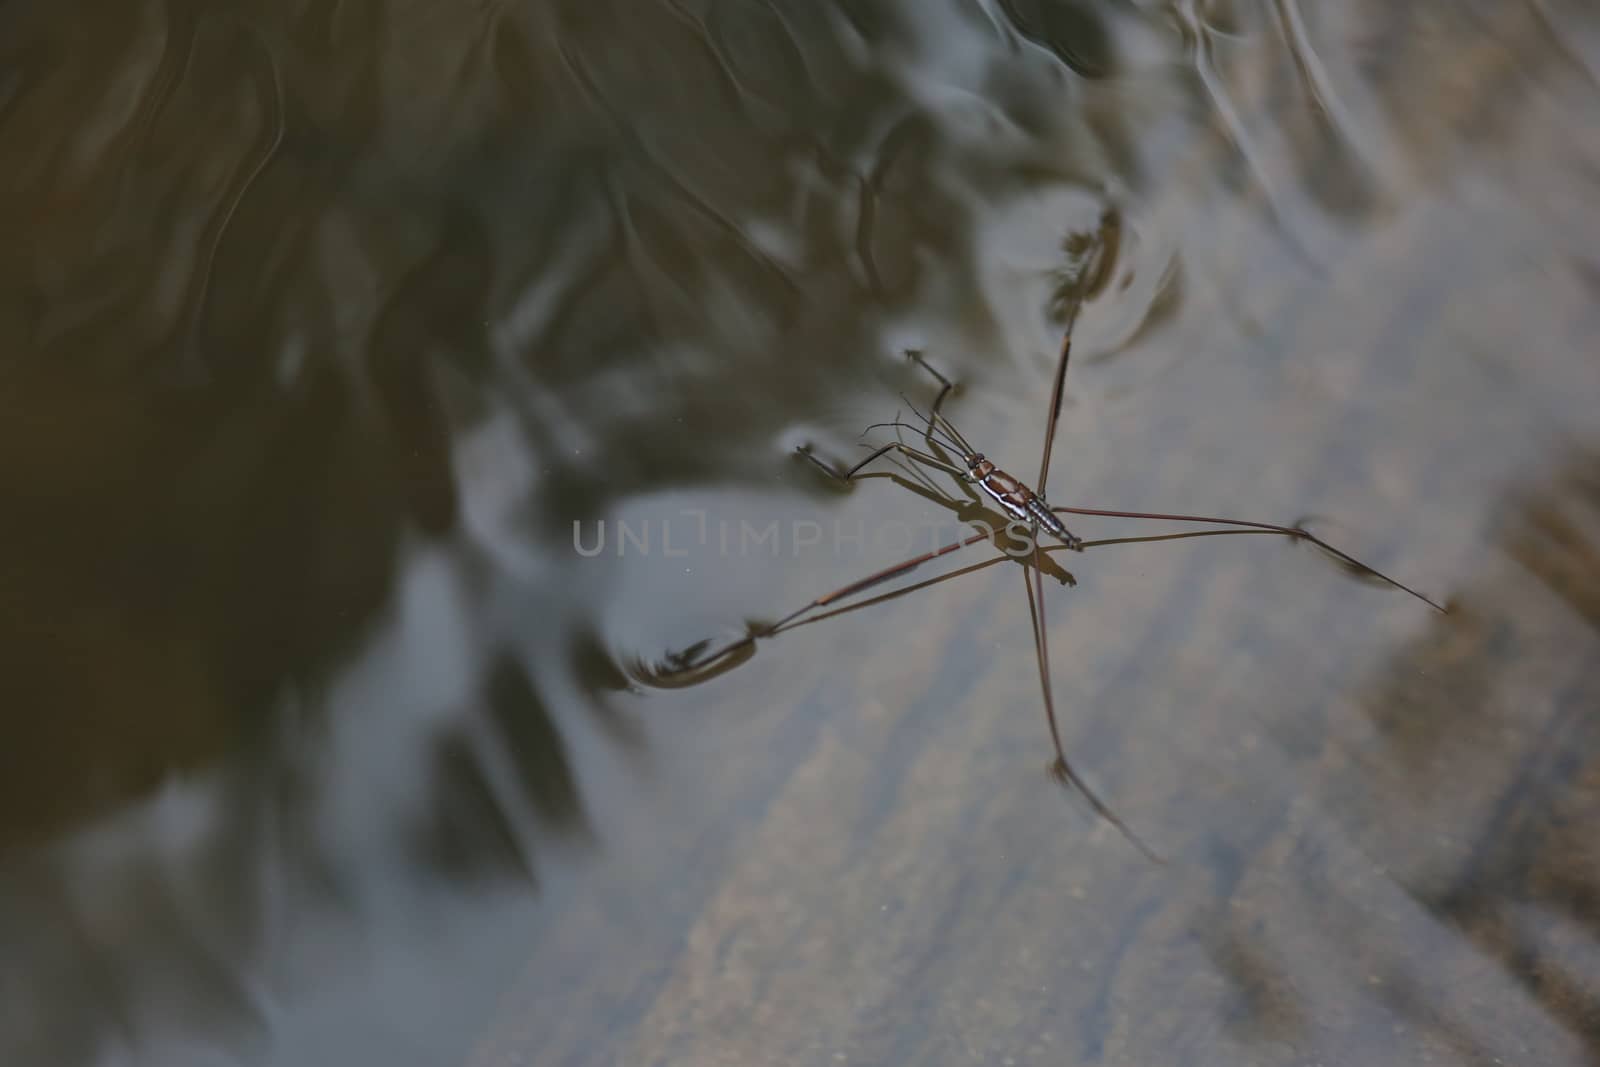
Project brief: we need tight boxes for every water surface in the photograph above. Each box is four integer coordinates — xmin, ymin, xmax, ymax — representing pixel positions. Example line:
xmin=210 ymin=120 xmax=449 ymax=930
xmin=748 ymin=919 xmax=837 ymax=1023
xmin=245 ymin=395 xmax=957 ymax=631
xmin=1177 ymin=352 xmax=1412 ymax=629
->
xmin=3 ymin=1 xmax=1600 ymax=1064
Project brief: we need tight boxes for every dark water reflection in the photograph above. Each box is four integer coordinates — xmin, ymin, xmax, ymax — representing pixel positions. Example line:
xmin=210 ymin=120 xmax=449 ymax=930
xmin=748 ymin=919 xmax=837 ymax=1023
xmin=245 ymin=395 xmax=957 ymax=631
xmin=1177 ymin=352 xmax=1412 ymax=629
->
xmin=3 ymin=0 xmax=1599 ymax=1064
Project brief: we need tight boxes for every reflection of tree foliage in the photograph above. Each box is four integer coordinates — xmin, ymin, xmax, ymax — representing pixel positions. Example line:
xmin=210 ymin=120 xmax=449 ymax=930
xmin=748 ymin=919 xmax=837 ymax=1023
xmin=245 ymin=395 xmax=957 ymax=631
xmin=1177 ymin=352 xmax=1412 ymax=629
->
xmin=996 ymin=0 xmax=1119 ymax=79
xmin=415 ymin=654 xmax=589 ymax=884
xmin=1507 ymin=450 xmax=1600 ymax=631
xmin=0 ymin=0 xmax=1137 ymax=852
xmin=0 ymin=0 xmax=1142 ymax=1060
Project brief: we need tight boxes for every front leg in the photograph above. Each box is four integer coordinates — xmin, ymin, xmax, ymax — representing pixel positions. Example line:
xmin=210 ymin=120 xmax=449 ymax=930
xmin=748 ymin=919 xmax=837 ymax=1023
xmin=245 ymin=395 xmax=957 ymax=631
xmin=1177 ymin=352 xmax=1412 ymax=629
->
xmin=905 ymin=349 xmax=958 ymax=423
xmin=796 ymin=440 xmax=968 ymax=483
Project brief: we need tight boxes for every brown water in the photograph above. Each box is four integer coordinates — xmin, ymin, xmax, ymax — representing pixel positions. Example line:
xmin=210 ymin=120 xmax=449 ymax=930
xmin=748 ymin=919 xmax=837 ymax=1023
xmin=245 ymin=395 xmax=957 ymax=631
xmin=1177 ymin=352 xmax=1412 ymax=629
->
xmin=4 ymin=1 xmax=1600 ymax=1064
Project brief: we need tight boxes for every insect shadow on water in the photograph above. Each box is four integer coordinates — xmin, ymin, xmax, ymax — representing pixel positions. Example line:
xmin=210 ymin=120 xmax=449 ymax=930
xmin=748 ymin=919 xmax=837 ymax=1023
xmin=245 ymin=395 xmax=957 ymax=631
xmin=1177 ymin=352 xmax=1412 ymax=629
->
xmin=643 ymin=212 xmax=1447 ymax=859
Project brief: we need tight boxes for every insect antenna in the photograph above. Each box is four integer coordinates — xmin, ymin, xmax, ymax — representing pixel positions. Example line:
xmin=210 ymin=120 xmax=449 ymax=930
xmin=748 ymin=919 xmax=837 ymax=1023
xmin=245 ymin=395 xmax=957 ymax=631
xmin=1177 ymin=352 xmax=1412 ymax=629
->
xmin=900 ymin=393 xmax=978 ymax=458
xmin=860 ymin=418 xmax=966 ymax=457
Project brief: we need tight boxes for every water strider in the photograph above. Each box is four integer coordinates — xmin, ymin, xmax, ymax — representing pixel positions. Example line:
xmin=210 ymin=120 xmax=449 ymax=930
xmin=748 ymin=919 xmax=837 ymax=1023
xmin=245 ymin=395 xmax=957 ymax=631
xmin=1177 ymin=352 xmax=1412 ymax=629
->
xmin=655 ymin=212 xmax=1446 ymax=857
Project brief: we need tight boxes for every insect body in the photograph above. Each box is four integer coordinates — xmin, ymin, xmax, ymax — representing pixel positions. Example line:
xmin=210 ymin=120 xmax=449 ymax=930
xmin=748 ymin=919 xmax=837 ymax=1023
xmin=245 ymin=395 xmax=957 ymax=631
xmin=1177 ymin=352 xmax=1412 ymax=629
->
xmin=967 ymin=454 xmax=1083 ymax=551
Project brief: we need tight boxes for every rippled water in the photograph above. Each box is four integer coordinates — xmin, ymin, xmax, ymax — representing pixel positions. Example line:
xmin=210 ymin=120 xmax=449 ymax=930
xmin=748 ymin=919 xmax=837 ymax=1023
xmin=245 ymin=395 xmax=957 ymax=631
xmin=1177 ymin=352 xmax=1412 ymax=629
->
xmin=4 ymin=1 xmax=1600 ymax=1064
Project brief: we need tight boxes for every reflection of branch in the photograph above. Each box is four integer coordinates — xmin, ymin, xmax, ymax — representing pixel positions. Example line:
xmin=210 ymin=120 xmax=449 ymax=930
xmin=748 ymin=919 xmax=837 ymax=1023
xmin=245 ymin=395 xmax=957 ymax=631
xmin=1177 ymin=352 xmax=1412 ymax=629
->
xmin=1503 ymin=448 xmax=1600 ymax=629
xmin=1409 ymin=450 xmax=1600 ymax=1059
xmin=1189 ymin=446 xmax=1600 ymax=1062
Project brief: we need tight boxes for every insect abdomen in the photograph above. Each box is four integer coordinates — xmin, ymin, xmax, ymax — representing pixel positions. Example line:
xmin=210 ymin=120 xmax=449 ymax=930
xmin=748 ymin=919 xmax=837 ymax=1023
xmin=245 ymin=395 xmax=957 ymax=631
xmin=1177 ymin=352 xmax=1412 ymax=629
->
xmin=976 ymin=469 xmax=1031 ymax=517
xmin=1028 ymin=498 xmax=1082 ymax=549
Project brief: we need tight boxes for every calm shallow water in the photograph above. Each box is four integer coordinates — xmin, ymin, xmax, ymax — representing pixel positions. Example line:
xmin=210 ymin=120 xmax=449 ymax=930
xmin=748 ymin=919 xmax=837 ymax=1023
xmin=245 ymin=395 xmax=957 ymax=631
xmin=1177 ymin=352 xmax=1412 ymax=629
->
xmin=4 ymin=1 xmax=1600 ymax=1064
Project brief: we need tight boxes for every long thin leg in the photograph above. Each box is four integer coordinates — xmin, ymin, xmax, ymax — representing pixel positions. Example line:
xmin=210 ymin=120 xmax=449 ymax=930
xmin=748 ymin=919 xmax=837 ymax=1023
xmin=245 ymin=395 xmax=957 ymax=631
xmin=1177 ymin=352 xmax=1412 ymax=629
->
xmin=890 ymin=419 xmax=965 ymax=502
xmin=897 ymin=355 xmax=987 ymax=508
xmin=801 ymin=440 xmax=969 ymax=483
xmin=785 ymin=528 xmax=1295 ymax=646
xmin=662 ymin=524 xmax=998 ymax=676
xmin=1037 ymin=312 xmax=1078 ymax=491
xmin=1037 ymin=213 xmax=1116 ymax=490
xmin=654 ymin=515 xmax=1165 ymax=685
xmin=788 ymin=528 xmax=1285 ymax=634
xmin=1051 ymin=504 xmax=1446 ymax=612
xmin=906 ymin=349 xmax=956 ymax=422
xmin=900 ymin=351 xmax=985 ymax=462
xmin=1022 ymin=529 xmax=1162 ymax=861
xmin=769 ymin=527 xmax=993 ymax=635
